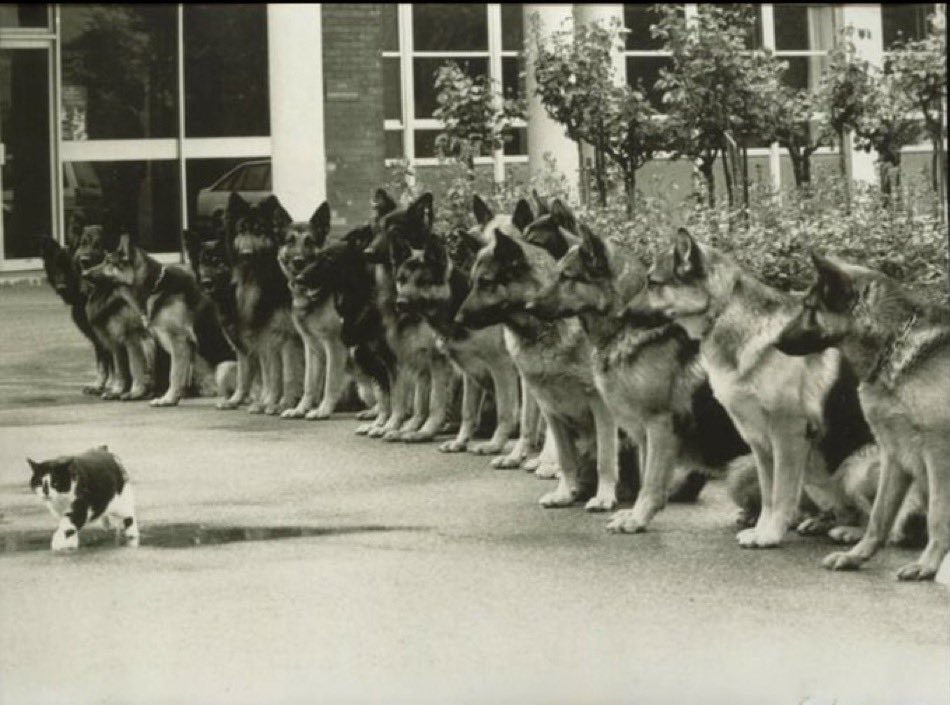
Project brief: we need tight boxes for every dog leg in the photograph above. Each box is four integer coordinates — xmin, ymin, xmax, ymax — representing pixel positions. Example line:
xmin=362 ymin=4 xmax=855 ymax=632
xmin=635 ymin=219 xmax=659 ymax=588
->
xmin=248 ymin=348 xmax=274 ymax=414
xmin=85 ymin=343 xmax=112 ymax=395
xmin=276 ymin=340 xmax=302 ymax=413
xmin=492 ymin=380 xmax=537 ymax=469
xmin=308 ymin=338 xmax=349 ymax=420
xmin=539 ymin=414 xmax=581 ymax=508
xmin=532 ymin=426 xmax=560 ymax=479
xmin=404 ymin=363 xmax=453 ymax=442
xmin=394 ymin=374 xmax=429 ymax=438
xmin=888 ymin=480 xmax=927 ymax=547
xmin=471 ymin=363 xmax=519 ymax=456
xmin=737 ymin=443 xmax=776 ymax=548
xmin=374 ymin=369 xmax=410 ymax=438
xmin=608 ymin=415 xmax=680 ymax=531
xmin=358 ymin=383 xmax=391 ymax=434
xmin=102 ymin=345 xmax=130 ymax=400
xmin=121 ymin=338 xmax=150 ymax=401
xmin=585 ymin=398 xmax=619 ymax=512
xmin=219 ymin=351 xmax=253 ymax=409
xmin=896 ymin=440 xmax=948 ymax=581
xmin=283 ymin=338 xmax=323 ymax=419
xmin=744 ymin=433 xmax=810 ymax=548
xmin=440 ymin=372 xmax=479 ymax=452
xmin=151 ymin=334 xmax=192 ymax=407
xmin=823 ymin=448 xmax=912 ymax=571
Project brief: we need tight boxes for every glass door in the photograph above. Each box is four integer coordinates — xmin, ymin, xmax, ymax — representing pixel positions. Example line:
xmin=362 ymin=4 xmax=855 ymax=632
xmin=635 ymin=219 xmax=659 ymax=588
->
xmin=0 ymin=43 xmax=53 ymax=265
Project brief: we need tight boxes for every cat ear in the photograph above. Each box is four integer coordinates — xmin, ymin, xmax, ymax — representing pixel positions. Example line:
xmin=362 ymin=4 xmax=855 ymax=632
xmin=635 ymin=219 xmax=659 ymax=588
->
xmin=27 ymin=458 xmax=40 ymax=473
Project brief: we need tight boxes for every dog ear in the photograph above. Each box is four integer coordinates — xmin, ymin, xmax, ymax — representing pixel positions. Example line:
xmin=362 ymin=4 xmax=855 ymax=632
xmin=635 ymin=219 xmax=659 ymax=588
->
xmin=424 ymin=236 xmax=448 ymax=272
xmin=473 ymin=194 xmax=494 ymax=226
xmin=512 ymin=199 xmax=534 ymax=232
xmin=227 ymin=193 xmax=252 ymax=225
xmin=182 ymin=229 xmax=202 ymax=275
xmin=532 ymin=189 xmax=550 ymax=216
xmin=810 ymin=252 xmax=854 ymax=312
xmin=260 ymin=195 xmax=292 ymax=234
xmin=344 ymin=224 xmax=374 ymax=252
xmin=310 ymin=202 xmax=332 ymax=245
xmin=373 ymin=189 xmax=398 ymax=219
xmin=549 ymin=199 xmax=577 ymax=232
xmin=672 ymin=228 xmax=701 ymax=277
xmin=578 ymin=224 xmax=610 ymax=276
xmin=492 ymin=229 xmax=526 ymax=268
xmin=408 ymin=193 xmax=434 ymax=233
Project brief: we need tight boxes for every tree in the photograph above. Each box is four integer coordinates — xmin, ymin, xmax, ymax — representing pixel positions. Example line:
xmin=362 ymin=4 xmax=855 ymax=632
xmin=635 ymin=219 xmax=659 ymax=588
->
xmin=759 ymin=80 xmax=832 ymax=188
xmin=652 ymin=4 xmax=781 ymax=210
xmin=531 ymin=17 xmax=667 ymax=215
xmin=886 ymin=7 xmax=947 ymax=222
xmin=432 ymin=62 xmax=524 ymax=180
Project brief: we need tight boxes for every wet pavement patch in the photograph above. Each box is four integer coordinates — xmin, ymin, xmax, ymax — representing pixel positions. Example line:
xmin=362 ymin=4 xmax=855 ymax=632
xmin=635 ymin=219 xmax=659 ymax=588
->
xmin=0 ymin=523 xmax=419 ymax=554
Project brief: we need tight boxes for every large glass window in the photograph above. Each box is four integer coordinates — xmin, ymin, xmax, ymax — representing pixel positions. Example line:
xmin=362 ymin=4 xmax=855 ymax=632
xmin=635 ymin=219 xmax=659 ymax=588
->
xmin=186 ymin=157 xmax=270 ymax=229
xmin=183 ymin=4 xmax=269 ymax=138
xmin=0 ymin=4 xmax=50 ymax=28
xmin=882 ymin=4 xmax=934 ymax=49
xmin=624 ymin=5 xmax=677 ymax=110
xmin=386 ymin=3 xmax=526 ymax=165
xmin=773 ymin=4 xmax=834 ymax=91
xmin=61 ymin=5 xmax=177 ymax=140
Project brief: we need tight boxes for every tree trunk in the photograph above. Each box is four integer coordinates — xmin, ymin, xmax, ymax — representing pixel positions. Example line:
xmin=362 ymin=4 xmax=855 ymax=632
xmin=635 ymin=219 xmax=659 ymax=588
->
xmin=741 ymin=143 xmax=750 ymax=227
xmin=838 ymin=127 xmax=851 ymax=210
xmin=624 ymin=169 xmax=636 ymax=217
xmin=594 ymin=145 xmax=608 ymax=208
xmin=699 ymin=158 xmax=716 ymax=207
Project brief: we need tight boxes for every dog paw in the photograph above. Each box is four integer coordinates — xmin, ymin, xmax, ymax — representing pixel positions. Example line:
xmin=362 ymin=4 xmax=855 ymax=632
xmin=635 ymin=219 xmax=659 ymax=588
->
xmin=606 ymin=509 xmax=647 ymax=534
xmin=305 ymin=407 xmax=332 ymax=421
xmin=821 ymin=550 xmax=865 ymax=571
xmin=896 ymin=561 xmax=937 ymax=582
xmin=355 ymin=422 xmax=374 ymax=435
xmin=355 ymin=408 xmax=378 ymax=421
xmin=400 ymin=429 xmax=436 ymax=443
xmin=796 ymin=515 xmax=833 ymax=536
xmin=735 ymin=509 xmax=758 ymax=528
xmin=123 ymin=387 xmax=149 ymax=401
xmin=149 ymin=396 xmax=179 ymax=408
xmin=101 ymin=390 xmax=122 ymax=400
xmin=539 ymin=486 xmax=577 ymax=508
xmin=83 ymin=385 xmax=105 ymax=396
xmin=263 ymin=404 xmax=281 ymax=416
xmin=367 ymin=425 xmax=388 ymax=438
xmin=584 ymin=493 xmax=617 ymax=513
xmin=737 ymin=527 xmax=782 ymax=549
xmin=281 ymin=406 xmax=306 ymax=419
xmin=247 ymin=403 xmax=265 ymax=415
xmin=828 ymin=525 xmax=864 ymax=544
xmin=469 ymin=441 xmax=505 ymax=456
xmin=439 ymin=439 xmax=468 ymax=453
xmin=381 ymin=430 xmax=403 ymax=442
xmin=535 ymin=462 xmax=560 ymax=480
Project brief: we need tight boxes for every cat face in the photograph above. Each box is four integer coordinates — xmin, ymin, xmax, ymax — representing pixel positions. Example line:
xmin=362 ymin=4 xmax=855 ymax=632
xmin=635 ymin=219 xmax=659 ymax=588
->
xmin=28 ymin=457 xmax=76 ymax=510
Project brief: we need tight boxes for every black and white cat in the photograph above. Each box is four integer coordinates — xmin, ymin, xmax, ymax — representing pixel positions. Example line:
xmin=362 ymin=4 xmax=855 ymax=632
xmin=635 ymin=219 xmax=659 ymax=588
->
xmin=27 ymin=446 xmax=139 ymax=551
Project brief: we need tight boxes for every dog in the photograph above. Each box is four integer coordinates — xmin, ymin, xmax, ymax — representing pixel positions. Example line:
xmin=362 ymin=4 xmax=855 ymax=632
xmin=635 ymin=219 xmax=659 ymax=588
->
xmin=273 ymin=199 xmax=358 ymax=420
xmin=633 ymin=229 xmax=875 ymax=548
xmin=456 ymin=197 xmax=635 ymax=511
xmin=75 ymin=224 xmax=159 ymax=401
xmin=83 ymin=233 xmax=235 ymax=406
xmin=775 ymin=254 xmax=949 ymax=580
xmin=225 ymin=193 xmax=305 ymax=415
xmin=362 ymin=191 xmax=458 ymax=442
xmin=392 ymin=225 xmax=520 ymax=455
xmin=294 ymin=225 xmax=396 ymax=432
xmin=37 ymin=230 xmax=118 ymax=395
xmin=528 ymin=220 xmax=749 ymax=532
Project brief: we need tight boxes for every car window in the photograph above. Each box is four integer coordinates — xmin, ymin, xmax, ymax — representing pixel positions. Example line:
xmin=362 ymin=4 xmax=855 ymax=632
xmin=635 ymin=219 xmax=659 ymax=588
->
xmin=213 ymin=168 xmax=241 ymax=192
xmin=240 ymin=163 xmax=269 ymax=191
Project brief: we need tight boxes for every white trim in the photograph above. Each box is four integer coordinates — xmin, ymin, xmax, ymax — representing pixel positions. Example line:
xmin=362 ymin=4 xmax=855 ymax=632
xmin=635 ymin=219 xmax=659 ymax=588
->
xmin=384 ymin=120 xmax=403 ymax=131
xmin=61 ymin=140 xmax=179 ymax=162
xmin=176 ymin=5 xmax=188 ymax=233
xmin=183 ymin=138 xmax=272 ymax=159
xmin=398 ymin=3 xmax=415 ymax=181
xmin=0 ymin=257 xmax=43 ymax=273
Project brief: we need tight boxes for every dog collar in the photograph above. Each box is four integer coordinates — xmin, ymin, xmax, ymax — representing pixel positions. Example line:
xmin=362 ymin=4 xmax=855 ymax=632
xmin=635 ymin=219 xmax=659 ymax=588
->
xmin=150 ymin=266 xmax=168 ymax=295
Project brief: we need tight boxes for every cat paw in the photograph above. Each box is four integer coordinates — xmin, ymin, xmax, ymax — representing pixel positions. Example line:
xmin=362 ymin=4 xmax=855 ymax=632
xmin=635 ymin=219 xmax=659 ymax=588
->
xmin=51 ymin=529 xmax=79 ymax=552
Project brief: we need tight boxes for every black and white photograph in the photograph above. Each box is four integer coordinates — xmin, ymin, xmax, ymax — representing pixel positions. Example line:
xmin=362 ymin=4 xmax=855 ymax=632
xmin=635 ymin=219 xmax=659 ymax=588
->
xmin=0 ymin=3 xmax=948 ymax=704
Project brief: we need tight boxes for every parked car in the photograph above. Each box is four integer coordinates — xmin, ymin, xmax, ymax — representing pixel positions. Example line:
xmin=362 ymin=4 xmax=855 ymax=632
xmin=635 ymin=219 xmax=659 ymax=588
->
xmin=196 ymin=159 xmax=272 ymax=226
xmin=62 ymin=160 xmax=104 ymax=227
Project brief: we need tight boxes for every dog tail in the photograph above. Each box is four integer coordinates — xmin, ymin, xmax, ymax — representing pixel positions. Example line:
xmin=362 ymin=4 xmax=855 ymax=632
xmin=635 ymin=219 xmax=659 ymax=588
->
xmin=195 ymin=301 xmax=236 ymax=367
xmin=725 ymin=454 xmax=760 ymax=523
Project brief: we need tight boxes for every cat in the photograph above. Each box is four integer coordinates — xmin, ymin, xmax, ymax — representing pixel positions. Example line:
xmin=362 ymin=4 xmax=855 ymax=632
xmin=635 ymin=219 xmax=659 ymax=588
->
xmin=28 ymin=446 xmax=139 ymax=551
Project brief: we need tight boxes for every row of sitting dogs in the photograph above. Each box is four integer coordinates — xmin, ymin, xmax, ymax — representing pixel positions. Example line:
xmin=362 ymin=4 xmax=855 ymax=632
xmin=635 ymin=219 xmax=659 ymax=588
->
xmin=38 ymin=188 xmax=949 ymax=582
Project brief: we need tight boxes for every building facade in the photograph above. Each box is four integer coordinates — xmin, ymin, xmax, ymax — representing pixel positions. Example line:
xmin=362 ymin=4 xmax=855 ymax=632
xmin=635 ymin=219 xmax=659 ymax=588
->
xmin=0 ymin=3 xmax=938 ymax=274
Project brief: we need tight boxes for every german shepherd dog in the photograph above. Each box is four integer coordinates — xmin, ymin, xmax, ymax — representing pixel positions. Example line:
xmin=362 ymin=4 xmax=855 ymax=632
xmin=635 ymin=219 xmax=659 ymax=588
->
xmin=37 ymin=229 xmax=117 ymax=395
xmin=528 ymin=221 xmax=749 ymax=532
xmin=294 ymin=225 xmax=396 ymax=433
xmin=635 ymin=230 xmax=874 ymax=548
xmin=392 ymin=224 xmax=520 ymax=455
xmin=272 ymin=199 xmax=354 ymax=420
xmin=225 ymin=193 xmax=304 ymax=415
xmin=74 ymin=224 xmax=157 ymax=401
xmin=83 ymin=234 xmax=235 ymax=406
xmin=776 ymin=254 xmax=949 ymax=580
xmin=362 ymin=191 xmax=457 ymax=442
xmin=456 ymin=198 xmax=634 ymax=511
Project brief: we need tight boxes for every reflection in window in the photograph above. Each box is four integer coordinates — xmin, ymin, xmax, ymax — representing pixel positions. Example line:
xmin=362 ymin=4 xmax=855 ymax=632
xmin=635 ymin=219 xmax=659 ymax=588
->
xmin=412 ymin=4 xmax=488 ymax=52
xmin=0 ymin=3 xmax=49 ymax=28
xmin=414 ymin=57 xmax=489 ymax=118
xmin=186 ymin=158 xmax=270 ymax=228
xmin=502 ymin=56 xmax=522 ymax=101
xmin=624 ymin=4 xmax=667 ymax=51
xmin=774 ymin=5 xmax=834 ymax=92
xmin=61 ymin=5 xmax=177 ymax=140
xmin=383 ymin=57 xmax=402 ymax=121
xmin=64 ymin=161 xmax=180 ymax=252
xmin=183 ymin=5 xmax=269 ymax=138
xmin=501 ymin=4 xmax=523 ymax=51
xmin=882 ymin=4 xmax=932 ymax=48
xmin=626 ymin=56 xmax=672 ymax=110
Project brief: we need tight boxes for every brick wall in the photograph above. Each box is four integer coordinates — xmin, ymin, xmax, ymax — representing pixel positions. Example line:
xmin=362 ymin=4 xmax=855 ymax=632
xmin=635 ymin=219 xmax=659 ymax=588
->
xmin=322 ymin=4 xmax=386 ymax=235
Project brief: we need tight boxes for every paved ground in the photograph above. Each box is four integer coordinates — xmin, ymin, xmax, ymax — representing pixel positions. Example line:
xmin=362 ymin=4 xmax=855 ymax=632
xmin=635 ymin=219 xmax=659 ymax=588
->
xmin=0 ymin=285 xmax=948 ymax=705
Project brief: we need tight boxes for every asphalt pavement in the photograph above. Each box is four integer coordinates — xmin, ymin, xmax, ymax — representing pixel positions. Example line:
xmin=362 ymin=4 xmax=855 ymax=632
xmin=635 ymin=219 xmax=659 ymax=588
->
xmin=1 ymin=284 xmax=948 ymax=705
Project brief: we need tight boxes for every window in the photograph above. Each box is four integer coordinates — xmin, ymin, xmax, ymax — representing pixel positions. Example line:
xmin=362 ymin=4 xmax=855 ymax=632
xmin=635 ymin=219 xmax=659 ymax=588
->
xmin=772 ymin=4 xmax=834 ymax=91
xmin=624 ymin=5 xmax=679 ymax=110
xmin=384 ymin=3 xmax=526 ymax=166
xmin=882 ymin=4 xmax=933 ymax=49
xmin=0 ymin=4 xmax=49 ymax=28
xmin=57 ymin=4 xmax=272 ymax=254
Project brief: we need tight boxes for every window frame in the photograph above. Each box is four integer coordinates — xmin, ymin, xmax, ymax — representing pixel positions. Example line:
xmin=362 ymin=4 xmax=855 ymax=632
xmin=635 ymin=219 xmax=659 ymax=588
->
xmin=384 ymin=3 xmax=527 ymax=178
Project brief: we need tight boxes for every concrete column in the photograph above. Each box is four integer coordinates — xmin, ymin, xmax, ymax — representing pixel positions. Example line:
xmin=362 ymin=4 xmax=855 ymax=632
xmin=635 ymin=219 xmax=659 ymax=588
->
xmin=267 ymin=4 xmax=326 ymax=221
xmin=840 ymin=4 xmax=884 ymax=186
xmin=524 ymin=4 xmax=580 ymax=201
